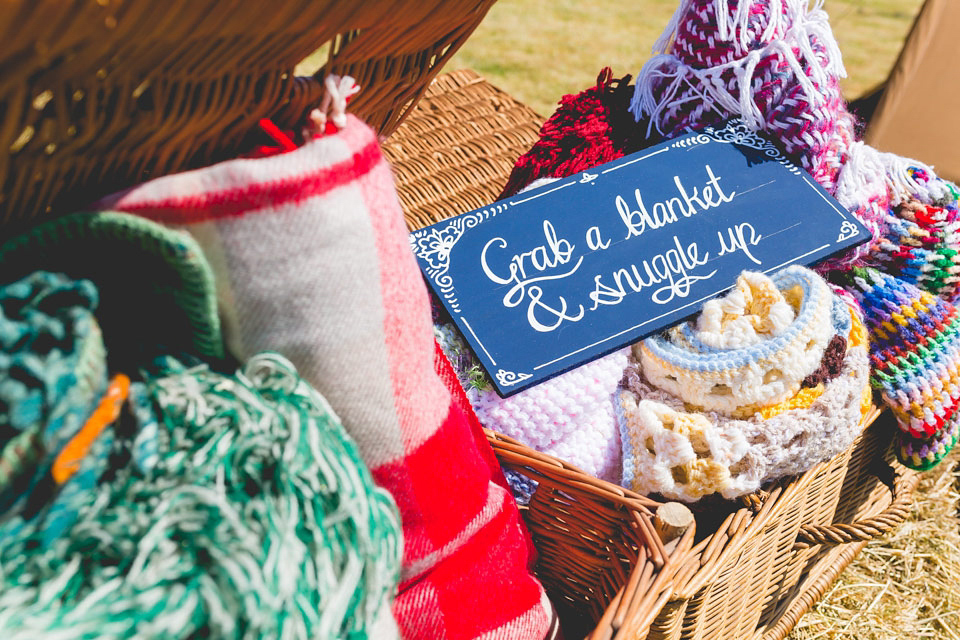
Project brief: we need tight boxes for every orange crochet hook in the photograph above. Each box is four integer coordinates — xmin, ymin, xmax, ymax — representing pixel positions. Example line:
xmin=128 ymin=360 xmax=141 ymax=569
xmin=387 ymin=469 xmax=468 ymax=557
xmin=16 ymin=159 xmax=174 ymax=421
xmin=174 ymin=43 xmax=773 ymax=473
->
xmin=52 ymin=374 xmax=131 ymax=485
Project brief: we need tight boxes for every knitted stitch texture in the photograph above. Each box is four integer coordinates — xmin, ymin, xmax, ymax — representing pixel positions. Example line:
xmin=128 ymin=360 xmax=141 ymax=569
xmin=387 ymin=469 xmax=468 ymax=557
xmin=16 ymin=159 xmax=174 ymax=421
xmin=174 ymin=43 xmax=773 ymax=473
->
xmin=435 ymin=321 xmax=627 ymax=484
xmin=898 ymin=417 xmax=960 ymax=472
xmin=500 ymin=2 xmax=959 ymax=279
xmin=872 ymin=194 xmax=960 ymax=302
xmin=618 ymin=266 xmax=870 ymax=500
xmin=0 ymin=353 xmax=403 ymax=639
xmin=847 ymin=268 xmax=960 ymax=469
xmin=639 ymin=266 xmax=836 ymax=414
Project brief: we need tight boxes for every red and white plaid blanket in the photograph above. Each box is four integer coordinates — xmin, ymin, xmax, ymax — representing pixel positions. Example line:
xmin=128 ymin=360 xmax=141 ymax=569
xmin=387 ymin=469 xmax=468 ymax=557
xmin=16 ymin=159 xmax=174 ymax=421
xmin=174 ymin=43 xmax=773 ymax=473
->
xmin=98 ymin=114 xmax=551 ymax=639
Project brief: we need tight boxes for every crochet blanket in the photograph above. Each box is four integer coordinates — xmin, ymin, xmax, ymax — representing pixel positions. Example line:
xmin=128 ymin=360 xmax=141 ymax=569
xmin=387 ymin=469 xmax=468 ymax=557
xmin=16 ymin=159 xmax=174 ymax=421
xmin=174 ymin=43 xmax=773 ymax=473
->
xmin=617 ymin=266 xmax=871 ymax=500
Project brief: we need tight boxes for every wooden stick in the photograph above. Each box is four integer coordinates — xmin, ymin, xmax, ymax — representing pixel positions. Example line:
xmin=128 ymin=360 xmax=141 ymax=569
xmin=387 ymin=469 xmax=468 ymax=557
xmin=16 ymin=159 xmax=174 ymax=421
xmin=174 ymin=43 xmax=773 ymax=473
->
xmin=654 ymin=502 xmax=695 ymax=543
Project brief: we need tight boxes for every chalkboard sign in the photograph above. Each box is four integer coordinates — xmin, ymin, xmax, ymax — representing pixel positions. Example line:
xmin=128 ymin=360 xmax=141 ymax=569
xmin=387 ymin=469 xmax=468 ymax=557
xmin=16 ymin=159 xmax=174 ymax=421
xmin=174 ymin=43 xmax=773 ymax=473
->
xmin=411 ymin=120 xmax=870 ymax=396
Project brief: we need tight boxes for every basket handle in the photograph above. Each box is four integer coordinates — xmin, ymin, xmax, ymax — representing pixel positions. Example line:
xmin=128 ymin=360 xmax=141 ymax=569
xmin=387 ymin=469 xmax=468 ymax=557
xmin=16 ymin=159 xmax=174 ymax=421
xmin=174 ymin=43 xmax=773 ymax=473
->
xmin=792 ymin=459 xmax=914 ymax=550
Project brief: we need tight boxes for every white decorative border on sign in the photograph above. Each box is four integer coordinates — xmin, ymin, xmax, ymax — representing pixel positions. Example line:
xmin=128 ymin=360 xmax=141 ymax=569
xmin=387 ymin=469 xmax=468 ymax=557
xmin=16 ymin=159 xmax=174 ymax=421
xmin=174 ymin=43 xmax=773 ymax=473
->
xmin=702 ymin=120 xmax=803 ymax=176
xmin=671 ymin=133 xmax=712 ymax=149
xmin=837 ymin=220 xmax=860 ymax=242
xmin=703 ymin=120 xmax=779 ymax=155
xmin=496 ymin=369 xmax=532 ymax=387
xmin=410 ymin=202 xmax=509 ymax=313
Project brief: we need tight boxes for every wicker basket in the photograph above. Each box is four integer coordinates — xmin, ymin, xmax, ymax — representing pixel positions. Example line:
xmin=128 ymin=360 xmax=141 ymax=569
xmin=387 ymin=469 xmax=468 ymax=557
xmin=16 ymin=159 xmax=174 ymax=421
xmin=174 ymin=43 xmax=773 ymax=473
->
xmin=0 ymin=0 xmax=497 ymax=236
xmin=384 ymin=70 xmax=920 ymax=639
xmin=0 ymin=1 xmax=921 ymax=633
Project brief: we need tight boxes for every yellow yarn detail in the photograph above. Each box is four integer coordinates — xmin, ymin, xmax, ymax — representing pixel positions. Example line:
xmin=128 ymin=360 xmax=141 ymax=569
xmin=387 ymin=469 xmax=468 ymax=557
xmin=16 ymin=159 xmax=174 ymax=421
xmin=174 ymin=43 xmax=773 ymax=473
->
xmin=782 ymin=284 xmax=804 ymax=311
xmin=698 ymin=272 xmax=797 ymax=343
xmin=670 ymin=457 xmax=731 ymax=499
xmin=685 ymin=384 xmax=824 ymax=420
xmin=860 ymin=383 xmax=873 ymax=418
xmin=648 ymin=409 xmax=730 ymax=500
xmin=848 ymin=309 xmax=868 ymax=348
xmin=748 ymin=385 xmax=825 ymax=420
xmin=721 ymin=308 xmax=867 ymax=421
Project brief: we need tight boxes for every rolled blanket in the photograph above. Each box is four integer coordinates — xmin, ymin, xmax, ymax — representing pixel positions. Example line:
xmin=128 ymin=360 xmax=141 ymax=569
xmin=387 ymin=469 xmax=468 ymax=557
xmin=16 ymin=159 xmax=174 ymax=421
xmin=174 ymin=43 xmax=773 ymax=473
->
xmin=617 ymin=266 xmax=871 ymax=501
xmin=101 ymin=112 xmax=553 ymax=640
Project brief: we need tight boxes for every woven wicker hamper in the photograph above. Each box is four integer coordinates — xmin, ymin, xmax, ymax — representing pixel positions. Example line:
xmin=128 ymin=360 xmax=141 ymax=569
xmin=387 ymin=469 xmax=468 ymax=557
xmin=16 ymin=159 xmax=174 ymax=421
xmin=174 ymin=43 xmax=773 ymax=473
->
xmin=382 ymin=70 xmax=922 ymax=640
xmin=0 ymin=0 xmax=922 ymax=637
xmin=646 ymin=408 xmax=919 ymax=640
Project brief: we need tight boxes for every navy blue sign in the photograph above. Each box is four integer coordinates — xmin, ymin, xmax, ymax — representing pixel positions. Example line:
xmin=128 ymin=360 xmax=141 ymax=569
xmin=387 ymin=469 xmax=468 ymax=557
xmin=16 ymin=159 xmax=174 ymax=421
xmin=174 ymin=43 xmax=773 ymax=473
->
xmin=411 ymin=120 xmax=870 ymax=397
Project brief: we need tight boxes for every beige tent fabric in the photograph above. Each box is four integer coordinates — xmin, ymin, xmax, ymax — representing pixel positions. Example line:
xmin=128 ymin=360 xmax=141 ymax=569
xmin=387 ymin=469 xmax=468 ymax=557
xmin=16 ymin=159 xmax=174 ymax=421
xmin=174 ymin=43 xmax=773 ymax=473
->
xmin=864 ymin=0 xmax=960 ymax=183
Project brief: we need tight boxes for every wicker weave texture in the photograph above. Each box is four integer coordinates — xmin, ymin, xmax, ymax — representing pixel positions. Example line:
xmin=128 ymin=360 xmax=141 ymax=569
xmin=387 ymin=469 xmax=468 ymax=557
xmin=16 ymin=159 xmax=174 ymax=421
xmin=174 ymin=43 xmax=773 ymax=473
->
xmin=0 ymin=0 xmax=495 ymax=235
xmin=489 ymin=430 xmax=689 ymax=640
xmin=381 ymin=69 xmax=543 ymax=231
xmin=649 ymin=409 xmax=920 ymax=640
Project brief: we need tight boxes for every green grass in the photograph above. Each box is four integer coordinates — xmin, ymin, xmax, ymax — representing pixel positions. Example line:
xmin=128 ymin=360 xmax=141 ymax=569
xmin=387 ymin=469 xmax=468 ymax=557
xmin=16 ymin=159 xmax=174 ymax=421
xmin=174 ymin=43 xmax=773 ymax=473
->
xmin=443 ymin=0 xmax=925 ymax=116
xmin=444 ymin=0 xmax=682 ymax=116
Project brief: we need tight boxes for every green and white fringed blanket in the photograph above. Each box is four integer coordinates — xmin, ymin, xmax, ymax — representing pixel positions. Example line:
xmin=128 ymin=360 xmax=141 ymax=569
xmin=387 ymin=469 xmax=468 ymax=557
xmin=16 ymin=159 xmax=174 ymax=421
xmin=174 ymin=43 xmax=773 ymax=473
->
xmin=0 ymin=352 xmax=402 ymax=639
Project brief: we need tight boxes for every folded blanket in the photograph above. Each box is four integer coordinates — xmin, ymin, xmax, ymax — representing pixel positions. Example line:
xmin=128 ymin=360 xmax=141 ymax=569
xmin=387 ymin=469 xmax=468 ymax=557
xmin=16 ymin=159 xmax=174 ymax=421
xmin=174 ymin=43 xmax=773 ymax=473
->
xmin=639 ymin=267 xmax=837 ymax=414
xmin=436 ymin=320 xmax=627 ymax=484
xmin=847 ymin=268 xmax=960 ymax=470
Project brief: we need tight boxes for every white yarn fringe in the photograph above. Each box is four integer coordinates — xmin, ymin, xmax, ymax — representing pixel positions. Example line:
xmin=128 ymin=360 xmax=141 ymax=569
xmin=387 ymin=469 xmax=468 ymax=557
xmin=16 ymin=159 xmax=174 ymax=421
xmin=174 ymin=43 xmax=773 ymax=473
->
xmin=831 ymin=141 xmax=950 ymax=225
xmin=832 ymin=142 xmax=889 ymax=211
xmin=631 ymin=41 xmax=824 ymax=136
xmin=881 ymin=151 xmax=951 ymax=205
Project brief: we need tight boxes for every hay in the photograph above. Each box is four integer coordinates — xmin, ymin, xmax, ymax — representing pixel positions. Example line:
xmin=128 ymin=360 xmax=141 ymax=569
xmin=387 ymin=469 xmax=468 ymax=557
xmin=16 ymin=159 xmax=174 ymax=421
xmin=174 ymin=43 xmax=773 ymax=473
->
xmin=788 ymin=449 xmax=960 ymax=639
